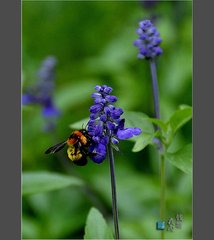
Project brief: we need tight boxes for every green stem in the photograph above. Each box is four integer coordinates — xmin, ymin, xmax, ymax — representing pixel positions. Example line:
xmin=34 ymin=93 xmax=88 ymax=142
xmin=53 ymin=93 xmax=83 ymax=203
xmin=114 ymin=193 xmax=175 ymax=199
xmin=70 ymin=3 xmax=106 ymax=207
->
xmin=160 ymin=153 xmax=165 ymax=239
xmin=149 ymin=59 xmax=166 ymax=239
xmin=107 ymin=144 xmax=120 ymax=239
xmin=149 ymin=59 xmax=160 ymax=119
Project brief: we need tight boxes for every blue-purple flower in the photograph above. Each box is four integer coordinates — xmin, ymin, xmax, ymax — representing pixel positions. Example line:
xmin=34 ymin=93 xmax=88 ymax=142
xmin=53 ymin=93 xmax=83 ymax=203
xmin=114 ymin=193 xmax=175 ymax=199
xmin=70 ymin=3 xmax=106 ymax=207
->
xmin=140 ymin=0 xmax=159 ymax=9
xmin=133 ymin=20 xmax=163 ymax=59
xmin=22 ymin=56 xmax=60 ymax=131
xmin=88 ymin=85 xmax=142 ymax=163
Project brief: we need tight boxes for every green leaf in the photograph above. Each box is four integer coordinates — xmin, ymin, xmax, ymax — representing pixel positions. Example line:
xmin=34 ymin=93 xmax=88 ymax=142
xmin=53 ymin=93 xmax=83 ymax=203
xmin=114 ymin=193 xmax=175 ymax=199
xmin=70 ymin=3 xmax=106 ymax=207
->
xmin=69 ymin=117 xmax=89 ymax=129
xmin=147 ymin=106 xmax=192 ymax=147
xmin=56 ymin=81 xmax=95 ymax=111
xmin=123 ymin=111 xmax=155 ymax=152
xmin=124 ymin=111 xmax=154 ymax=133
xmin=132 ymin=133 xmax=154 ymax=152
xmin=179 ymin=104 xmax=192 ymax=110
xmin=147 ymin=118 xmax=169 ymax=144
xmin=148 ymin=106 xmax=193 ymax=147
xmin=22 ymin=171 xmax=84 ymax=195
xmin=168 ymin=106 xmax=192 ymax=135
xmin=22 ymin=215 xmax=41 ymax=239
xmin=166 ymin=144 xmax=192 ymax=174
xmin=84 ymin=207 xmax=113 ymax=239
xmin=147 ymin=118 xmax=168 ymax=132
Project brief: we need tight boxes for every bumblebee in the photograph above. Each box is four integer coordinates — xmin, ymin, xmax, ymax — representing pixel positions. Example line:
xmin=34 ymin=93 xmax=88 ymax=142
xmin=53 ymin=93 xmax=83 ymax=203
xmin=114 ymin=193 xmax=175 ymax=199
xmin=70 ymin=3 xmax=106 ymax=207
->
xmin=45 ymin=129 xmax=92 ymax=166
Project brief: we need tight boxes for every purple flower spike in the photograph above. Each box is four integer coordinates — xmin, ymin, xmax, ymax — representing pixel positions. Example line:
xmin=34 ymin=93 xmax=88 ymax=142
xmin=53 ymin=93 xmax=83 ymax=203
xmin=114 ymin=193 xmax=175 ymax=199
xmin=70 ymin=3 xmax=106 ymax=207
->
xmin=90 ymin=143 xmax=107 ymax=163
xmin=42 ymin=99 xmax=60 ymax=117
xmin=134 ymin=19 xmax=163 ymax=60
xmin=22 ymin=94 xmax=37 ymax=105
xmin=87 ymin=85 xmax=142 ymax=163
xmin=22 ymin=56 xmax=60 ymax=132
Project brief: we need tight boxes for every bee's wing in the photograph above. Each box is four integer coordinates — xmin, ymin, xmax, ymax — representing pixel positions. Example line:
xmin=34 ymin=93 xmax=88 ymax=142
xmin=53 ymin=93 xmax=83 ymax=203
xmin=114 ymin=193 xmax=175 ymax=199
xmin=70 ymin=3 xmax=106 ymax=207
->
xmin=45 ymin=141 xmax=67 ymax=154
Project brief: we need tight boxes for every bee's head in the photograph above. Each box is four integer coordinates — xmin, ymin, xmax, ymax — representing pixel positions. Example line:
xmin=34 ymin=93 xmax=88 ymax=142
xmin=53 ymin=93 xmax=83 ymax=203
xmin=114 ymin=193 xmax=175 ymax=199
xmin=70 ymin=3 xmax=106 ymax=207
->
xmin=80 ymin=129 xmax=87 ymax=135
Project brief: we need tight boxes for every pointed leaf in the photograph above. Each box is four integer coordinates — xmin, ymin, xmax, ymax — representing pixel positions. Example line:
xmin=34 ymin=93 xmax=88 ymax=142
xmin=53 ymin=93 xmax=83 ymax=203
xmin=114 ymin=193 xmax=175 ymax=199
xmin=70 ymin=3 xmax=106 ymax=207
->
xmin=22 ymin=171 xmax=84 ymax=195
xmin=123 ymin=111 xmax=155 ymax=152
xmin=168 ymin=106 xmax=192 ymax=135
xmin=84 ymin=207 xmax=113 ymax=239
xmin=69 ymin=117 xmax=89 ymax=130
xmin=132 ymin=133 xmax=154 ymax=152
xmin=124 ymin=111 xmax=154 ymax=134
xmin=147 ymin=118 xmax=168 ymax=132
xmin=166 ymin=144 xmax=192 ymax=174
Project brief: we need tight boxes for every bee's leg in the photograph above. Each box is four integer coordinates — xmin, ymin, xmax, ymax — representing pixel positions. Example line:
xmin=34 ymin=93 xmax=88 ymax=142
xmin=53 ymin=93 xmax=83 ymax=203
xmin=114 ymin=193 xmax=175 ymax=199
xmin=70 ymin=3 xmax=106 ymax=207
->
xmin=73 ymin=142 xmax=80 ymax=155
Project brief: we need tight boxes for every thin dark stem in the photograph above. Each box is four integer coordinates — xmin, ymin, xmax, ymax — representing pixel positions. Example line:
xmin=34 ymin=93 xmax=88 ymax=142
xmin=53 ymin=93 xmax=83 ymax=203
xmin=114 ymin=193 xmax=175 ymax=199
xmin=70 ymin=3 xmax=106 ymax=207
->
xmin=149 ymin=59 xmax=160 ymax=119
xmin=160 ymin=153 xmax=165 ymax=239
xmin=149 ymin=59 xmax=165 ymax=240
xmin=107 ymin=144 xmax=120 ymax=239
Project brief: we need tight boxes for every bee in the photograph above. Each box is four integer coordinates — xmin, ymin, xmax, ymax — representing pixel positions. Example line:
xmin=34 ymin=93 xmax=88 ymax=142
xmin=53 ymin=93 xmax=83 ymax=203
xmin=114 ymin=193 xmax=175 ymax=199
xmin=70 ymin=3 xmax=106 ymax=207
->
xmin=45 ymin=129 xmax=92 ymax=166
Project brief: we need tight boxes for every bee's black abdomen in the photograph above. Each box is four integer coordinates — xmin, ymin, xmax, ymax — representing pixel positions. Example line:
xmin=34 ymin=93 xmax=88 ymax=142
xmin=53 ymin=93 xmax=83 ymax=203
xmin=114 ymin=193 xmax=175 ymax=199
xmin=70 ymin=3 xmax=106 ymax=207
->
xmin=73 ymin=156 xmax=88 ymax=166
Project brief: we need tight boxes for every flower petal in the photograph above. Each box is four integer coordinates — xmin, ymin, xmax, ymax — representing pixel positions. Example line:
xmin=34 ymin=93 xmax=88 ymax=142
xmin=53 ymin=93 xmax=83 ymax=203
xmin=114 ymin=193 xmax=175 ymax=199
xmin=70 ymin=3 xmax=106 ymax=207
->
xmin=117 ymin=127 xmax=141 ymax=140
xmin=89 ymin=104 xmax=103 ymax=113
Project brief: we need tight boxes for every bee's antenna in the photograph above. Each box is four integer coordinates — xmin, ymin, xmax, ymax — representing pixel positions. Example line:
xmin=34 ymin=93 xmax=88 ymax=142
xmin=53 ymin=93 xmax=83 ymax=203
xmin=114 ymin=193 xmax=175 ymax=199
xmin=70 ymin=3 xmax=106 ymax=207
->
xmin=81 ymin=123 xmax=84 ymax=130
xmin=83 ymin=120 xmax=89 ymax=130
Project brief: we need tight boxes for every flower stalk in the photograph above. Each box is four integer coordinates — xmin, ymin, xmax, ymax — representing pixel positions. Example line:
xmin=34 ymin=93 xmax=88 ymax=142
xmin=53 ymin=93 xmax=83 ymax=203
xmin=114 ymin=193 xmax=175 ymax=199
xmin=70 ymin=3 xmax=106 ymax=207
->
xmin=107 ymin=144 xmax=120 ymax=240
xmin=160 ymin=153 xmax=165 ymax=239
xmin=150 ymin=57 xmax=165 ymax=240
xmin=150 ymin=59 xmax=160 ymax=119
xmin=150 ymin=59 xmax=166 ymax=239
xmin=134 ymin=20 xmax=165 ymax=239
xmin=88 ymin=85 xmax=142 ymax=238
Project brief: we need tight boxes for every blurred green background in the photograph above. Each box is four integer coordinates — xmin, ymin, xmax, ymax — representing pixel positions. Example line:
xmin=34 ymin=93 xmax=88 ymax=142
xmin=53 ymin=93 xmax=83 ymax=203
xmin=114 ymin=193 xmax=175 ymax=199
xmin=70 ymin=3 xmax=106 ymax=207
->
xmin=22 ymin=1 xmax=192 ymax=239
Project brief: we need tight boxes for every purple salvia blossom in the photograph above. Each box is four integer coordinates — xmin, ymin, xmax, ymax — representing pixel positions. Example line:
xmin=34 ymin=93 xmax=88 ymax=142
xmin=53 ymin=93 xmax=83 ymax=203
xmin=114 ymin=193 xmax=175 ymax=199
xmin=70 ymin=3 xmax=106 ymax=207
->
xmin=133 ymin=20 xmax=163 ymax=60
xmin=22 ymin=56 xmax=60 ymax=131
xmin=88 ymin=85 xmax=142 ymax=163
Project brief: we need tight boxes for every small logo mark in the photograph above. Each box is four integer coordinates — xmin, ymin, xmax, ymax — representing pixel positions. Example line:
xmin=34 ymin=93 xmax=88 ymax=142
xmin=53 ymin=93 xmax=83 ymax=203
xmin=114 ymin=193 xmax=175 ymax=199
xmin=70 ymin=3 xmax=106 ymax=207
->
xmin=175 ymin=213 xmax=183 ymax=229
xmin=156 ymin=213 xmax=183 ymax=232
xmin=166 ymin=213 xmax=183 ymax=232
xmin=166 ymin=217 xmax=175 ymax=232
xmin=156 ymin=221 xmax=165 ymax=230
